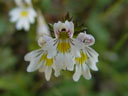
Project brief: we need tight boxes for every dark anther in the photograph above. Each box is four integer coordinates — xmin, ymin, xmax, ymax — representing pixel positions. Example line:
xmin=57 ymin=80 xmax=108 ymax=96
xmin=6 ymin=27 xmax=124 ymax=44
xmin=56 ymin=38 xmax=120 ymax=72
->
xmin=61 ymin=28 xmax=66 ymax=32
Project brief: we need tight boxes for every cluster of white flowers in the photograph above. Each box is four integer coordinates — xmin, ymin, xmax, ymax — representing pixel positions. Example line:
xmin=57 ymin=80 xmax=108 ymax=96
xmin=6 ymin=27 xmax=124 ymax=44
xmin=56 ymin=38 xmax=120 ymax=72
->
xmin=9 ymin=0 xmax=99 ymax=82
xmin=24 ymin=20 xmax=99 ymax=81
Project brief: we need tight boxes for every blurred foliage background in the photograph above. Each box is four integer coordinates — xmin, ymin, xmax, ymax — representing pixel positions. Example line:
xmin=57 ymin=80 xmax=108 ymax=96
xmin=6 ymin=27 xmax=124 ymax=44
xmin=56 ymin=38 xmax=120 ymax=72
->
xmin=0 ymin=0 xmax=128 ymax=96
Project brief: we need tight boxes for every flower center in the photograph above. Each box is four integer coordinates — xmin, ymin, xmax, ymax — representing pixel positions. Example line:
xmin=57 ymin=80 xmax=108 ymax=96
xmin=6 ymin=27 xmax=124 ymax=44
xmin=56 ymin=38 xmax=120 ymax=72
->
xmin=40 ymin=54 xmax=53 ymax=66
xmin=59 ymin=32 xmax=69 ymax=40
xmin=21 ymin=11 xmax=28 ymax=17
xmin=75 ymin=51 xmax=88 ymax=64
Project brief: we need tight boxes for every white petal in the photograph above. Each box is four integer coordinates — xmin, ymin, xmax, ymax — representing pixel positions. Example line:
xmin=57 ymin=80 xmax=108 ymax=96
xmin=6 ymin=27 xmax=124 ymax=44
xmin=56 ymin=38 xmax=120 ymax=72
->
xmin=47 ymin=49 xmax=56 ymax=59
xmin=27 ymin=56 xmax=42 ymax=72
xmin=43 ymin=39 xmax=56 ymax=58
xmin=28 ymin=8 xmax=37 ymax=24
xmin=73 ymin=39 xmax=85 ymax=50
xmin=38 ymin=64 xmax=45 ymax=72
xmin=73 ymin=64 xmax=82 ymax=82
xmin=86 ymin=46 xmax=99 ymax=56
xmin=29 ymin=8 xmax=37 ymax=17
xmin=85 ymin=46 xmax=99 ymax=62
xmin=28 ymin=15 xmax=35 ymax=24
xmin=16 ymin=19 xmax=24 ymax=30
xmin=55 ymin=53 xmax=64 ymax=69
xmin=54 ymin=68 xmax=60 ymax=77
xmin=22 ymin=19 xmax=30 ymax=31
xmin=82 ymin=64 xmax=92 ymax=80
xmin=71 ymin=44 xmax=81 ymax=57
xmin=65 ymin=21 xmax=74 ymax=37
xmin=9 ymin=8 xmax=20 ymax=16
xmin=71 ymin=38 xmax=85 ymax=57
xmin=45 ymin=67 xmax=52 ymax=81
xmin=65 ymin=53 xmax=74 ymax=71
xmin=76 ymin=33 xmax=85 ymax=42
xmin=87 ymin=58 xmax=98 ymax=71
xmin=10 ymin=16 xmax=19 ymax=22
xmin=54 ymin=53 xmax=64 ymax=76
xmin=53 ymin=21 xmax=62 ymax=38
xmin=24 ymin=49 xmax=43 ymax=61
xmin=84 ymin=47 xmax=98 ymax=71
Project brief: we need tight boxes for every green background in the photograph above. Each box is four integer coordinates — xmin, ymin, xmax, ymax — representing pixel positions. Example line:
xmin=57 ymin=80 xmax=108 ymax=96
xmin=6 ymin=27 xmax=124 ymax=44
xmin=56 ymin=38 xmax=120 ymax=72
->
xmin=0 ymin=0 xmax=128 ymax=96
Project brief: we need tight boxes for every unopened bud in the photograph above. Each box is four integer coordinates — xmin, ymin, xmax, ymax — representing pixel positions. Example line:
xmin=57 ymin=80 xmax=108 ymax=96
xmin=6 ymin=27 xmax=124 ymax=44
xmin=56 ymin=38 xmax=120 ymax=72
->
xmin=38 ymin=35 xmax=52 ymax=47
xmin=77 ymin=32 xmax=95 ymax=46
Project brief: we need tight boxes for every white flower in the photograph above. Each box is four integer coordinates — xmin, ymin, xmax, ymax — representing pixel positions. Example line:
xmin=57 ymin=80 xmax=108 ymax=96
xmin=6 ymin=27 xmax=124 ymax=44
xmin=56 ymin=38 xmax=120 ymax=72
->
xmin=24 ymin=35 xmax=56 ymax=81
xmin=73 ymin=32 xmax=99 ymax=82
xmin=37 ymin=10 xmax=50 ymax=38
xmin=53 ymin=21 xmax=85 ymax=76
xmin=9 ymin=0 xmax=36 ymax=31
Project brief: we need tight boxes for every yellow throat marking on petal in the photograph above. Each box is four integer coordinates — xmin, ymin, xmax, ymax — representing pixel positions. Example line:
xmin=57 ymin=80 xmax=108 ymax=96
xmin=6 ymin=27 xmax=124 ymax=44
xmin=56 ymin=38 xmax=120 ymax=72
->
xmin=75 ymin=51 xmax=88 ymax=64
xmin=45 ymin=58 xmax=53 ymax=66
xmin=40 ymin=54 xmax=53 ymax=66
xmin=21 ymin=11 xmax=28 ymax=17
xmin=57 ymin=42 xmax=70 ymax=53
xmin=40 ymin=54 xmax=47 ymax=62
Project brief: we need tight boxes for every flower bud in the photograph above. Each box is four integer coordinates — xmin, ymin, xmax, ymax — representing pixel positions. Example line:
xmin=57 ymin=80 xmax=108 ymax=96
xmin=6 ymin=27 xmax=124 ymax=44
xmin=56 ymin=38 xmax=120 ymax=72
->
xmin=77 ymin=32 xmax=95 ymax=46
xmin=37 ymin=10 xmax=50 ymax=38
xmin=84 ymin=34 xmax=95 ymax=46
xmin=38 ymin=35 xmax=52 ymax=47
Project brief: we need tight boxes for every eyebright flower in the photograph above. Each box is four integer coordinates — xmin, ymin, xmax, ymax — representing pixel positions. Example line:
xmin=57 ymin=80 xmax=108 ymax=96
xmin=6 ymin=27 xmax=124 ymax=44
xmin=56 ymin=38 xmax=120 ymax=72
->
xmin=73 ymin=32 xmax=99 ymax=81
xmin=24 ymin=20 xmax=99 ymax=81
xmin=9 ymin=0 xmax=37 ymax=31
xmin=25 ymin=35 xmax=57 ymax=81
